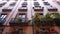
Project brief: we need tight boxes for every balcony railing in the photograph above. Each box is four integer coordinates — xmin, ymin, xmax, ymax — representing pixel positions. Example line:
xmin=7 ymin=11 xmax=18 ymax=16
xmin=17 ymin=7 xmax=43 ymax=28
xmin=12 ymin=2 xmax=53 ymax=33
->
xmin=0 ymin=2 xmax=6 ymax=7
xmin=18 ymin=7 xmax=27 ymax=11
xmin=33 ymin=6 xmax=44 ymax=11
xmin=6 ymin=32 xmax=26 ymax=34
xmin=9 ymin=2 xmax=16 ymax=6
xmin=0 ymin=5 xmax=2 ymax=8
xmin=47 ymin=6 xmax=58 ymax=11
xmin=38 ymin=32 xmax=58 ymax=34
xmin=34 ymin=2 xmax=39 ymax=6
xmin=40 ymin=22 xmax=54 ymax=27
xmin=22 ymin=2 xmax=27 ymax=6
xmin=0 ymin=2 xmax=6 ymax=5
xmin=34 ymin=20 xmax=54 ymax=27
xmin=57 ymin=1 xmax=60 ymax=5
xmin=2 ymin=6 xmax=13 ymax=12
xmin=38 ymin=29 xmax=58 ymax=34
xmin=43 ymin=2 xmax=50 ymax=5
xmin=9 ymin=18 xmax=29 ymax=26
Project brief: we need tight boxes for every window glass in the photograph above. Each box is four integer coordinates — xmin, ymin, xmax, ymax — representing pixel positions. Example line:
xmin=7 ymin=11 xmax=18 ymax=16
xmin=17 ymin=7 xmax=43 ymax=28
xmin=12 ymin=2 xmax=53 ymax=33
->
xmin=19 ymin=14 xmax=26 ymax=19
xmin=0 ymin=14 xmax=7 ymax=20
xmin=24 ymin=0 xmax=27 ymax=1
xmin=18 ymin=14 xmax=26 ymax=22
xmin=39 ymin=13 xmax=43 ymax=16
xmin=18 ymin=29 xmax=23 ymax=34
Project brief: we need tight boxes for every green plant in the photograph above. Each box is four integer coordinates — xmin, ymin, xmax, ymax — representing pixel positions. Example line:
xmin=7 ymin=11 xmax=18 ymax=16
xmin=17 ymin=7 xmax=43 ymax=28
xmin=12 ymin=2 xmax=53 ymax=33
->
xmin=32 ymin=13 xmax=42 ymax=26
xmin=54 ymin=13 xmax=60 ymax=18
xmin=54 ymin=13 xmax=60 ymax=26
xmin=44 ymin=13 xmax=54 ymax=26
xmin=16 ymin=17 xmax=22 ymax=22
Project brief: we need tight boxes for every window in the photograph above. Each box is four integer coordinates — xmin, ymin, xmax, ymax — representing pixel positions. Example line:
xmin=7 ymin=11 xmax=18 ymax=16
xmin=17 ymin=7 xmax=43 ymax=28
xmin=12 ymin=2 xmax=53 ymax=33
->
xmin=34 ymin=0 xmax=37 ymax=1
xmin=18 ymin=13 xmax=26 ymax=22
xmin=24 ymin=0 xmax=27 ymax=1
xmin=9 ymin=2 xmax=16 ymax=6
xmin=18 ymin=14 xmax=26 ymax=19
xmin=18 ymin=29 xmax=24 ymax=34
xmin=34 ymin=2 xmax=39 ymax=6
xmin=38 ymin=29 xmax=46 ymax=34
xmin=15 ymin=0 xmax=18 ymax=1
xmin=39 ymin=13 xmax=43 ymax=16
xmin=0 ymin=14 xmax=7 ymax=21
xmin=6 ymin=0 xmax=9 ymax=1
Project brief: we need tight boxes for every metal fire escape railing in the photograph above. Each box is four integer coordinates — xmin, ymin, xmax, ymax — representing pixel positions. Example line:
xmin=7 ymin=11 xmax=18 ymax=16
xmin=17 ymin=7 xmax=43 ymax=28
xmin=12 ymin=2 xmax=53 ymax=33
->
xmin=2 ymin=1 xmax=21 ymax=34
xmin=4 ymin=1 xmax=20 ymax=25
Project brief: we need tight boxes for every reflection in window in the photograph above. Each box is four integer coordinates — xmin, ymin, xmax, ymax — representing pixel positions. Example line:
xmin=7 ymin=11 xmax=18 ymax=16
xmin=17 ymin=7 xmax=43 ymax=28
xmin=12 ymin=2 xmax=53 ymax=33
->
xmin=0 ymin=14 xmax=7 ymax=20
xmin=18 ymin=14 xmax=26 ymax=22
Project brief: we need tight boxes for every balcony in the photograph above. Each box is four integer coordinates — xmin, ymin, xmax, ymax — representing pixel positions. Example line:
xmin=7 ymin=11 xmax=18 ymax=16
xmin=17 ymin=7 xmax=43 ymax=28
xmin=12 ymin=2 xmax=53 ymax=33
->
xmin=38 ymin=31 xmax=58 ymax=34
xmin=9 ymin=18 xmax=29 ymax=26
xmin=33 ymin=13 xmax=54 ymax=28
xmin=43 ymin=2 xmax=50 ymax=5
xmin=33 ymin=6 xmax=44 ymax=11
xmin=57 ymin=1 xmax=60 ymax=5
xmin=24 ymin=0 xmax=27 ymax=1
xmin=9 ymin=2 xmax=16 ymax=6
xmin=47 ymin=6 xmax=58 ymax=11
xmin=33 ymin=19 xmax=54 ymax=27
xmin=22 ymin=2 xmax=27 ymax=7
xmin=18 ymin=6 xmax=27 ymax=11
xmin=15 ymin=0 xmax=18 ymax=1
xmin=6 ymin=32 xmax=26 ymax=34
xmin=34 ymin=0 xmax=37 ymax=1
xmin=39 ymin=21 xmax=54 ymax=27
xmin=34 ymin=2 xmax=39 ymax=6
xmin=6 ymin=0 xmax=9 ymax=1
xmin=0 ymin=2 xmax=6 ymax=7
xmin=38 ymin=28 xmax=58 ymax=34
xmin=0 ymin=2 xmax=6 ymax=5
xmin=22 ymin=2 xmax=27 ymax=6
xmin=42 ymin=0 xmax=45 ymax=1
xmin=2 ymin=6 xmax=13 ymax=12
xmin=0 ymin=6 xmax=2 ymax=8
